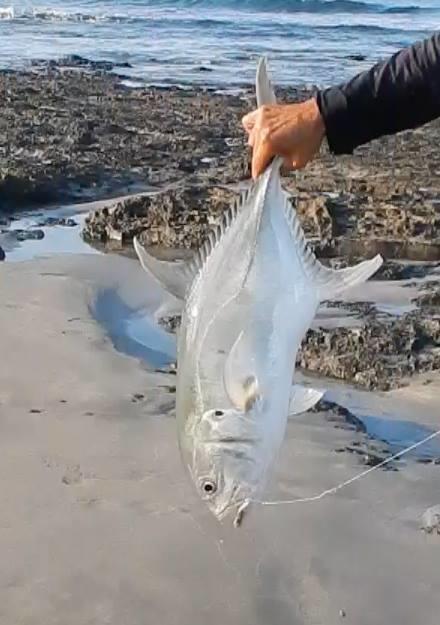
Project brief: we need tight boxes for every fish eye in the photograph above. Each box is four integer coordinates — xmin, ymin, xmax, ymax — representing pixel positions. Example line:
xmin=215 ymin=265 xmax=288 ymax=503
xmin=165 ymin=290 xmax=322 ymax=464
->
xmin=214 ymin=410 xmax=224 ymax=417
xmin=201 ymin=478 xmax=217 ymax=496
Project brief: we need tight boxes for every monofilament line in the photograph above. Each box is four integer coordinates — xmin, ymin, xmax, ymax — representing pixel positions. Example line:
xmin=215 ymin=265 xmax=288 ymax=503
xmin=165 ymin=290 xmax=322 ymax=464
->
xmin=257 ymin=428 xmax=440 ymax=507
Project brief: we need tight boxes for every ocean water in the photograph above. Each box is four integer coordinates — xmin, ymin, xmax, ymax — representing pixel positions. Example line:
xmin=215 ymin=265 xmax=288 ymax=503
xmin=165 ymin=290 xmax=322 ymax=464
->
xmin=0 ymin=0 xmax=438 ymax=87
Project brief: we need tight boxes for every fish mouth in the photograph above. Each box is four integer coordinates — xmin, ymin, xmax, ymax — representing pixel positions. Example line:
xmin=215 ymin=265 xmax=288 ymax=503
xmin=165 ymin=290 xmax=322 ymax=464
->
xmin=233 ymin=499 xmax=250 ymax=528
xmin=216 ymin=499 xmax=251 ymax=528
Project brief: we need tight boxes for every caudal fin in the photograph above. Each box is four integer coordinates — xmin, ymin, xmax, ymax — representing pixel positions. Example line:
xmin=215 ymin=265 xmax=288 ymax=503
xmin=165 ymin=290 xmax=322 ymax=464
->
xmin=256 ymin=57 xmax=277 ymax=107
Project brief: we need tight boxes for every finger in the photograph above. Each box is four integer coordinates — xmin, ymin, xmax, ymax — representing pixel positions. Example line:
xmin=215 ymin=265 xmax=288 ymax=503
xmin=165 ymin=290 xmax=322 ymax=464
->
xmin=248 ymin=127 xmax=256 ymax=148
xmin=242 ymin=111 xmax=257 ymax=132
xmin=282 ymin=156 xmax=293 ymax=171
xmin=252 ymin=139 xmax=274 ymax=179
xmin=291 ymin=156 xmax=307 ymax=171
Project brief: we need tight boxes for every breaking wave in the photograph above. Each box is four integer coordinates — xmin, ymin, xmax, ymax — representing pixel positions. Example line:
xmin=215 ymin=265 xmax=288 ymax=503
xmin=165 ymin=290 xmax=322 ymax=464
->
xmin=0 ymin=6 xmax=14 ymax=20
xmin=154 ymin=0 xmax=437 ymax=14
xmin=0 ymin=7 xmax=130 ymax=23
xmin=2 ymin=1 xmax=438 ymax=23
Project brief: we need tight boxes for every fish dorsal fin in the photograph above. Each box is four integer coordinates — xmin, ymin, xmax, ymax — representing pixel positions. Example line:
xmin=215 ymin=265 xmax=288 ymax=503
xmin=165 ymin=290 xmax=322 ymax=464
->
xmin=186 ymin=185 xmax=254 ymax=279
xmin=281 ymin=191 xmax=383 ymax=300
xmin=288 ymin=384 xmax=325 ymax=416
xmin=223 ymin=330 xmax=261 ymax=412
xmin=134 ymin=186 xmax=253 ymax=300
xmin=256 ymin=56 xmax=277 ymax=107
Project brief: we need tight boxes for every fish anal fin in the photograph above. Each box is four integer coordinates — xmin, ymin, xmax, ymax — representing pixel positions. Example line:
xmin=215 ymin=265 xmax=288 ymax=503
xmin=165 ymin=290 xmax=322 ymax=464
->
xmin=289 ymin=384 xmax=325 ymax=416
xmin=133 ymin=236 xmax=194 ymax=300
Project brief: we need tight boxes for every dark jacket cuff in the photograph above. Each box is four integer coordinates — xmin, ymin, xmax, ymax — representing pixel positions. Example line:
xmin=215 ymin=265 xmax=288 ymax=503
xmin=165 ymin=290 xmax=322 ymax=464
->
xmin=316 ymin=87 xmax=353 ymax=155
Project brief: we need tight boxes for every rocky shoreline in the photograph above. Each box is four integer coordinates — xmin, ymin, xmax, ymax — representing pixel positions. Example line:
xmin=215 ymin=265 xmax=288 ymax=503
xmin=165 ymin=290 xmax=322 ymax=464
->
xmin=0 ymin=56 xmax=257 ymax=213
xmin=1 ymin=60 xmax=439 ymax=391
xmin=158 ymin=302 xmax=440 ymax=392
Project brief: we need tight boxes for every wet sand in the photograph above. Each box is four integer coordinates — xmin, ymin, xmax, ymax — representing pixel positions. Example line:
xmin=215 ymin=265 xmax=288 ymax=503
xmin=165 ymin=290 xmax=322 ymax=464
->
xmin=1 ymin=252 xmax=440 ymax=625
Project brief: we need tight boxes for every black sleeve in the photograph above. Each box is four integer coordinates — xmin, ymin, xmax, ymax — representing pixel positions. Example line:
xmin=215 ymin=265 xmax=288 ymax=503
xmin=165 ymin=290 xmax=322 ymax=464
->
xmin=316 ymin=32 xmax=440 ymax=154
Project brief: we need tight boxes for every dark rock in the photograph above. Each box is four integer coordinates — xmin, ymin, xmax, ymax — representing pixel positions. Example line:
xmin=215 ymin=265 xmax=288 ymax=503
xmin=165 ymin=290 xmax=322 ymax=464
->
xmin=314 ymin=399 xmax=366 ymax=432
xmin=2 ymin=61 xmax=440 ymax=266
xmin=159 ymin=315 xmax=182 ymax=334
xmin=0 ymin=175 xmax=61 ymax=209
xmin=315 ymin=402 xmax=397 ymax=469
xmin=156 ymin=310 xmax=440 ymax=391
xmin=0 ymin=245 xmax=5 ymax=261
xmin=13 ymin=229 xmax=45 ymax=241
xmin=83 ymin=185 xmax=239 ymax=247
xmin=31 ymin=55 xmax=133 ymax=72
xmin=415 ymin=283 xmax=440 ymax=308
xmin=38 ymin=217 xmax=78 ymax=228
xmin=347 ymin=54 xmax=366 ymax=62
xmin=375 ymin=261 xmax=440 ymax=281
xmin=0 ymin=64 xmax=251 ymax=212
xmin=298 ymin=313 xmax=440 ymax=391
xmin=63 ymin=218 xmax=78 ymax=227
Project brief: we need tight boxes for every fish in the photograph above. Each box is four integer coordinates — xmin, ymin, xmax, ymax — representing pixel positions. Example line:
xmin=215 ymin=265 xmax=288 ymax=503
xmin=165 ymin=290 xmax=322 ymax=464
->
xmin=134 ymin=58 xmax=383 ymax=527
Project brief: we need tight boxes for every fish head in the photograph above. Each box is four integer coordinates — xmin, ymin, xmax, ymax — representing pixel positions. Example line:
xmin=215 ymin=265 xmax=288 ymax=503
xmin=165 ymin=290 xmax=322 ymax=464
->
xmin=186 ymin=403 xmax=271 ymax=527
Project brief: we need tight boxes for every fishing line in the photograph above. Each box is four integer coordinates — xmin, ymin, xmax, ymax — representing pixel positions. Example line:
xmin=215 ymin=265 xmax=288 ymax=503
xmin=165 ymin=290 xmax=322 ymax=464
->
xmin=257 ymin=428 xmax=440 ymax=507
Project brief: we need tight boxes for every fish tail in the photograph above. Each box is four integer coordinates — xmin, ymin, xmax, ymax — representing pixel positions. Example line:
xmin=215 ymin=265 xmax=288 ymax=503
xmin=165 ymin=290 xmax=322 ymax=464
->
xmin=256 ymin=57 xmax=277 ymax=107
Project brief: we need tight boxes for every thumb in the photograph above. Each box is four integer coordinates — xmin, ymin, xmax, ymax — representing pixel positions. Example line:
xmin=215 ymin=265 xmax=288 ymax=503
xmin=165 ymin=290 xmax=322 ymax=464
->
xmin=242 ymin=111 xmax=257 ymax=133
xmin=252 ymin=139 xmax=274 ymax=179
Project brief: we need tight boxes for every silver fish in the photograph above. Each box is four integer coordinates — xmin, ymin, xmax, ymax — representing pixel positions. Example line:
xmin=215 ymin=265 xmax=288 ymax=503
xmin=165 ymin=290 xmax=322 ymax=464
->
xmin=134 ymin=58 xmax=383 ymax=527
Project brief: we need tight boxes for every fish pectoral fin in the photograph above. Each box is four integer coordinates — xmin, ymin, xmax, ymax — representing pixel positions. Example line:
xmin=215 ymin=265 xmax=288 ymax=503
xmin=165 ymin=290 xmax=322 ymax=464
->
xmin=225 ymin=373 xmax=261 ymax=413
xmin=134 ymin=236 xmax=195 ymax=300
xmin=288 ymin=384 xmax=325 ymax=416
xmin=223 ymin=331 xmax=261 ymax=412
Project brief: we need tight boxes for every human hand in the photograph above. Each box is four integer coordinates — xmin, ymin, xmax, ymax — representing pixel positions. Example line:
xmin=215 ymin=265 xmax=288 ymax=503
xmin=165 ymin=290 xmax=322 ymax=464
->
xmin=242 ymin=98 xmax=325 ymax=179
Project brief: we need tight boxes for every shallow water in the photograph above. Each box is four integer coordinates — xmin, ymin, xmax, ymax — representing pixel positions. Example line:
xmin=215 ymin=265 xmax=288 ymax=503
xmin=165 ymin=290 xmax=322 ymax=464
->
xmin=93 ymin=287 xmax=176 ymax=369
xmin=361 ymin=415 xmax=440 ymax=460
xmin=0 ymin=206 xmax=98 ymax=262
xmin=323 ymin=382 xmax=440 ymax=462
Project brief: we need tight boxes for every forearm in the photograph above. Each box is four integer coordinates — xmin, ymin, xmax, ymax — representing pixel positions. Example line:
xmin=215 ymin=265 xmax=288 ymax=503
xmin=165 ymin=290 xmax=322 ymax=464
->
xmin=316 ymin=32 xmax=440 ymax=154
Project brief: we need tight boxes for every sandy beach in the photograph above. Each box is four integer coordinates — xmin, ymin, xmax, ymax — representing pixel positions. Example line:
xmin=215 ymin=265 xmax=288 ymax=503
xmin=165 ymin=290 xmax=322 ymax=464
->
xmin=0 ymin=248 xmax=439 ymax=625
xmin=1 ymin=57 xmax=440 ymax=624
